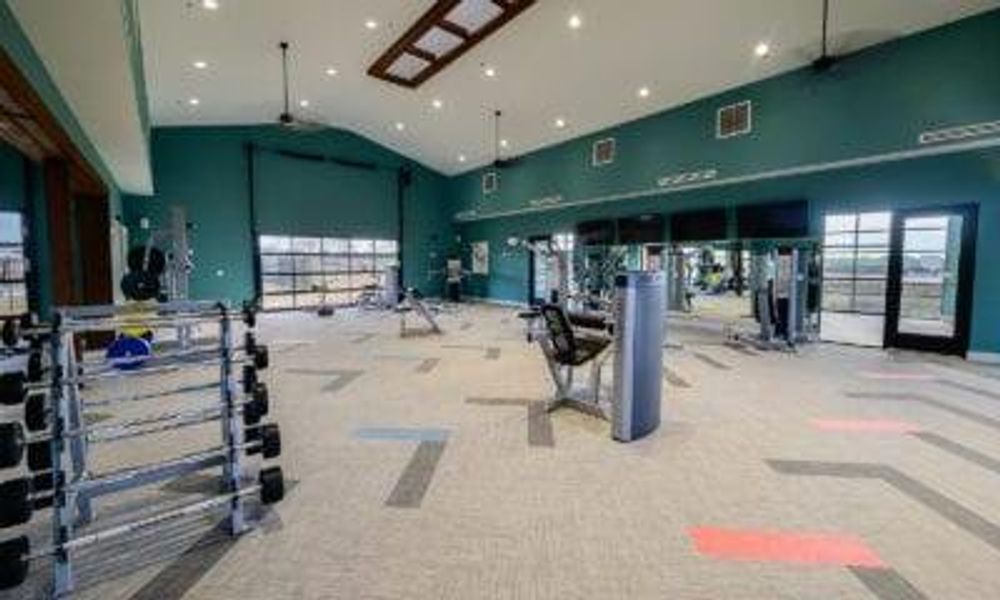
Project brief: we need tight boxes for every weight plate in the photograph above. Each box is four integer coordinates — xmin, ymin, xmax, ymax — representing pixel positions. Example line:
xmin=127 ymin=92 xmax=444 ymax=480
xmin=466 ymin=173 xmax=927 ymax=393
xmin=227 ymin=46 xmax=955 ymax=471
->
xmin=126 ymin=246 xmax=166 ymax=276
xmin=105 ymin=336 xmax=152 ymax=371
xmin=120 ymin=271 xmax=162 ymax=302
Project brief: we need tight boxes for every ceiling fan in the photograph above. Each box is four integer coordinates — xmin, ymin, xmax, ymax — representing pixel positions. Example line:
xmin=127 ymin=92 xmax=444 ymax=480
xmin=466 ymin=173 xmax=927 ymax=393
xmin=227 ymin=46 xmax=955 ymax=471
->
xmin=811 ymin=0 xmax=839 ymax=72
xmin=490 ymin=109 xmax=522 ymax=169
xmin=276 ymin=41 xmax=326 ymax=131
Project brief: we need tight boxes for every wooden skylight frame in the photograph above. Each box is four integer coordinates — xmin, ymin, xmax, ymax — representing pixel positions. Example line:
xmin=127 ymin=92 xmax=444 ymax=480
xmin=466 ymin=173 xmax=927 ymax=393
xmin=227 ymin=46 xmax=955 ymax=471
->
xmin=368 ymin=0 xmax=536 ymax=88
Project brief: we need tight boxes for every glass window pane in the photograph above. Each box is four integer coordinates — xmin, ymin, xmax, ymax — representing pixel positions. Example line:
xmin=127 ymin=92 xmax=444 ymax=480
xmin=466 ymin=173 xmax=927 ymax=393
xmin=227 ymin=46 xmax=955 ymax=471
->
xmin=904 ymin=216 xmax=948 ymax=230
xmin=262 ymin=275 xmax=293 ymax=294
xmin=325 ymin=274 xmax=352 ymax=290
xmin=350 ymin=239 xmax=374 ymax=253
xmin=262 ymin=293 xmax=294 ymax=310
xmin=375 ymin=255 xmax=398 ymax=271
xmin=322 ymin=254 xmax=350 ymax=272
xmin=857 ymin=231 xmax=889 ymax=247
xmin=824 ymin=214 xmax=856 ymax=233
xmin=0 ymin=248 xmax=25 ymax=280
xmin=259 ymin=235 xmax=290 ymax=253
xmin=260 ymin=255 xmax=293 ymax=274
xmin=294 ymin=255 xmax=322 ymax=273
xmin=295 ymin=293 xmax=323 ymax=308
xmin=855 ymin=252 xmax=888 ymax=278
xmin=291 ymin=237 xmax=322 ymax=253
xmin=375 ymin=239 xmax=397 ymax=253
xmin=352 ymin=272 xmax=378 ymax=289
xmin=0 ymin=213 xmax=23 ymax=244
xmin=324 ymin=238 xmax=349 ymax=253
xmin=295 ymin=274 xmax=326 ymax=292
xmin=352 ymin=254 xmax=375 ymax=271
xmin=858 ymin=212 xmax=891 ymax=230
xmin=903 ymin=229 xmax=946 ymax=252
xmin=823 ymin=232 xmax=855 ymax=248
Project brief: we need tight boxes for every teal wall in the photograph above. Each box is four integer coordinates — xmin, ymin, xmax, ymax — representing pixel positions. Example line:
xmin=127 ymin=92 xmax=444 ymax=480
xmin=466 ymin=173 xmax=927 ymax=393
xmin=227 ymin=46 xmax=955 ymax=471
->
xmin=449 ymin=10 xmax=1000 ymax=355
xmin=122 ymin=125 xmax=452 ymax=304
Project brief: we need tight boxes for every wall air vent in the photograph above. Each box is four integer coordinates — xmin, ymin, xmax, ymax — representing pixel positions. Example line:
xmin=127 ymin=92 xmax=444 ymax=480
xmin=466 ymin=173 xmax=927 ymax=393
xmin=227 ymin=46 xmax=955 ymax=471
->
xmin=918 ymin=120 xmax=1000 ymax=145
xmin=592 ymin=138 xmax=616 ymax=167
xmin=717 ymin=100 xmax=752 ymax=139
xmin=482 ymin=171 xmax=498 ymax=194
xmin=658 ymin=169 xmax=718 ymax=188
xmin=368 ymin=0 xmax=537 ymax=88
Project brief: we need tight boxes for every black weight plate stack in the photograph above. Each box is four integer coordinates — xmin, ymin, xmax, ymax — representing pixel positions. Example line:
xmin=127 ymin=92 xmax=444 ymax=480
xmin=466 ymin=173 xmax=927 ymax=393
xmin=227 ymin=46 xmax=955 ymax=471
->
xmin=0 ymin=423 xmax=24 ymax=469
xmin=0 ymin=479 xmax=31 ymax=528
xmin=259 ymin=466 xmax=284 ymax=505
xmin=126 ymin=246 xmax=166 ymax=276
xmin=0 ymin=535 xmax=29 ymax=589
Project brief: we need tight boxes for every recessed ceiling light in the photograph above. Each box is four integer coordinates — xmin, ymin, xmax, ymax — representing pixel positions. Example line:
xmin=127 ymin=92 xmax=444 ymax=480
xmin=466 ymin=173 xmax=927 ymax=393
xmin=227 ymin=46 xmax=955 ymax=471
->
xmin=754 ymin=42 xmax=771 ymax=57
xmin=325 ymin=67 xmax=338 ymax=76
xmin=193 ymin=60 xmax=208 ymax=70
xmin=188 ymin=97 xmax=200 ymax=106
xmin=365 ymin=19 xmax=378 ymax=30
xmin=484 ymin=66 xmax=496 ymax=78
xmin=431 ymin=99 xmax=443 ymax=110
xmin=637 ymin=86 xmax=651 ymax=98
xmin=568 ymin=14 xmax=583 ymax=29
xmin=299 ymin=100 xmax=310 ymax=108
xmin=395 ymin=122 xmax=406 ymax=131
xmin=201 ymin=0 xmax=219 ymax=10
xmin=499 ymin=139 xmax=509 ymax=148
xmin=554 ymin=117 xmax=566 ymax=129
xmin=458 ymin=154 xmax=467 ymax=163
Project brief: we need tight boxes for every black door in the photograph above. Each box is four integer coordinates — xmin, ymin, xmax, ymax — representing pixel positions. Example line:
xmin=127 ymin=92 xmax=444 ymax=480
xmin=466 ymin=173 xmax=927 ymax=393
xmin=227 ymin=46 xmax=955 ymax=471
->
xmin=885 ymin=204 xmax=977 ymax=356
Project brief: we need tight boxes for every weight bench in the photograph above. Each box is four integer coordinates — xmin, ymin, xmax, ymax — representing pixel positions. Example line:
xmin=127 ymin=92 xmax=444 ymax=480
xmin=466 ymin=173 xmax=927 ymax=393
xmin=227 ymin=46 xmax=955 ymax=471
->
xmin=397 ymin=288 xmax=442 ymax=337
xmin=536 ymin=304 xmax=613 ymax=419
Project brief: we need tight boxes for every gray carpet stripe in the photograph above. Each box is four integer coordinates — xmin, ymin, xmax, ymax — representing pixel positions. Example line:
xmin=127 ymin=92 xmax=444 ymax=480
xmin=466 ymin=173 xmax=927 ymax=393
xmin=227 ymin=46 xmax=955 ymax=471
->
xmin=385 ymin=440 xmax=446 ymax=508
xmin=848 ymin=567 xmax=929 ymax=600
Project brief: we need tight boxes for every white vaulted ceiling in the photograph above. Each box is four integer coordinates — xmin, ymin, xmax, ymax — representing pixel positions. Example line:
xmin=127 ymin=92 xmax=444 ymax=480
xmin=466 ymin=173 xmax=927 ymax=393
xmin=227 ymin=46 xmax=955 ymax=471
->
xmin=140 ymin=0 xmax=1000 ymax=175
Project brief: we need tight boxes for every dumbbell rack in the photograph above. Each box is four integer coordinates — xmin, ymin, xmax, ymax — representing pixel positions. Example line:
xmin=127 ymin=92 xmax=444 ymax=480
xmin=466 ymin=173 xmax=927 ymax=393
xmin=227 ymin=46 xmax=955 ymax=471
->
xmin=15 ymin=300 xmax=273 ymax=597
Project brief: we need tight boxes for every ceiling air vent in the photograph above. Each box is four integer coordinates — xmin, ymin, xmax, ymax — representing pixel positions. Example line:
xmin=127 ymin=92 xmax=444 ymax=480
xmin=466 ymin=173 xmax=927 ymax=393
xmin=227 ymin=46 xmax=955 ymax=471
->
xmin=717 ymin=100 xmax=752 ymax=139
xmin=592 ymin=138 xmax=616 ymax=167
xmin=482 ymin=171 xmax=498 ymax=194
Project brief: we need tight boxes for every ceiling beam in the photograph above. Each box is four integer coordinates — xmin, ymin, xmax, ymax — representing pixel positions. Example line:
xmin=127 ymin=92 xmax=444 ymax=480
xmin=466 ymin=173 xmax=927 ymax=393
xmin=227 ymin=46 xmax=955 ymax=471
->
xmin=406 ymin=45 xmax=437 ymax=63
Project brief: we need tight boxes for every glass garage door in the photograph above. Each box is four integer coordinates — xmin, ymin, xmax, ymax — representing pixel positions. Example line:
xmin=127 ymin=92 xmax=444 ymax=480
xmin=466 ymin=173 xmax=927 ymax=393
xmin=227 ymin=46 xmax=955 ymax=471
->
xmin=820 ymin=212 xmax=891 ymax=346
xmin=259 ymin=235 xmax=398 ymax=310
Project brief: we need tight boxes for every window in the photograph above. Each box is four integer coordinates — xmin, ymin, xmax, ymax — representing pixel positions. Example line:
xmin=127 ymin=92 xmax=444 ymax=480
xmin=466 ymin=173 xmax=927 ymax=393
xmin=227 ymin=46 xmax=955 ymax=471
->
xmin=0 ymin=212 xmax=27 ymax=317
xmin=259 ymin=234 xmax=398 ymax=310
xmin=531 ymin=232 xmax=576 ymax=304
xmin=821 ymin=212 xmax=891 ymax=315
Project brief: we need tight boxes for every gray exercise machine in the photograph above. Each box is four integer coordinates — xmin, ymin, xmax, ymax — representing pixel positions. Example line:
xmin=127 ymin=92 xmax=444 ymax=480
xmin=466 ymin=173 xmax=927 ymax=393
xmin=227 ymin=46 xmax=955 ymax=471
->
xmin=531 ymin=271 xmax=665 ymax=442
xmin=396 ymin=288 xmax=442 ymax=337
xmin=747 ymin=244 xmax=820 ymax=349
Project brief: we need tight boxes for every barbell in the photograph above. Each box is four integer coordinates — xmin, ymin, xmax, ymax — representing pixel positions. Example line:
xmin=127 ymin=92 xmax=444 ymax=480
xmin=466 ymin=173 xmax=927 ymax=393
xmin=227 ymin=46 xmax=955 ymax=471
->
xmin=1 ymin=391 xmax=272 ymax=471
xmin=22 ymin=380 xmax=270 ymax=436
xmin=0 ymin=341 xmax=267 ymax=407
xmin=0 ymin=465 xmax=284 ymax=589
xmin=1 ymin=304 xmax=258 ymax=348
xmin=0 ymin=423 xmax=281 ymax=529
